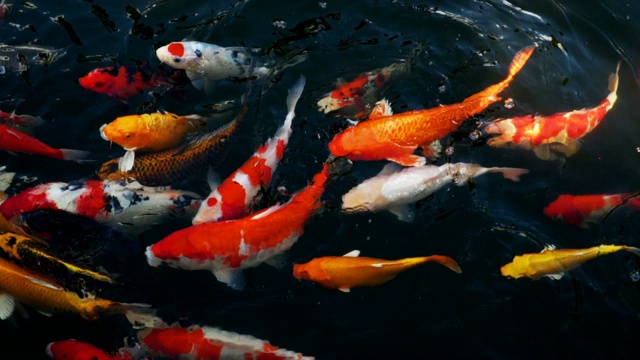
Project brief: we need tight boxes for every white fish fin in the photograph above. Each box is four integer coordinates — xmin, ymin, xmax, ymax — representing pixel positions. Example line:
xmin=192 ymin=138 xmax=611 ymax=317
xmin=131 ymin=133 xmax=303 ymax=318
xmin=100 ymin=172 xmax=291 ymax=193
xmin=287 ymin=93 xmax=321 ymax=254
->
xmin=6 ymin=129 xmax=22 ymax=139
xmin=377 ymin=162 xmax=403 ymax=177
xmin=0 ymin=66 xmax=5 ymax=74
xmin=186 ymin=70 xmax=206 ymax=90
xmin=265 ymin=253 xmax=289 ymax=269
xmin=250 ymin=203 xmax=284 ymax=220
xmin=207 ymin=167 xmax=222 ymax=191
xmin=99 ymin=124 xmax=109 ymax=140
xmin=0 ymin=171 xmax=15 ymax=192
xmin=25 ymin=276 xmax=63 ymax=290
xmin=338 ymin=287 xmax=351 ymax=293
xmin=388 ymin=205 xmax=415 ymax=222
xmin=346 ymin=118 xmax=359 ymax=126
xmin=213 ymin=268 xmax=246 ymax=290
xmin=60 ymin=149 xmax=91 ymax=162
xmin=343 ymin=250 xmax=360 ymax=257
xmin=36 ymin=310 xmax=53 ymax=317
xmin=545 ymin=273 xmax=565 ymax=280
xmin=541 ymin=244 xmax=556 ymax=252
xmin=284 ymin=75 xmax=306 ymax=129
xmin=0 ymin=293 xmax=16 ymax=320
xmin=118 ymin=150 xmax=136 ymax=172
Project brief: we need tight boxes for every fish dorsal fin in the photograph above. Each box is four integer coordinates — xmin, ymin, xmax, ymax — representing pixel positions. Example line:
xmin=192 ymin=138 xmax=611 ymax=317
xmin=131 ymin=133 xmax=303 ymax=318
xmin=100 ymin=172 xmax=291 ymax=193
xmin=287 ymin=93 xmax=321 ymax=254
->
xmin=0 ymin=292 xmax=16 ymax=320
xmin=338 ymin=287 xmax=351 ymax=293
xmin=368 ymin=99 xmax=393 ymax=120
xmin=25 ymin=276 xmax=63 ymax=291
xmin=377 ymin=163 xmax=403 ymax=177
xmin=541 ymin=244 xmax=556 ymax=253
xmin=343 ymin=250 xmax=360 ymax=257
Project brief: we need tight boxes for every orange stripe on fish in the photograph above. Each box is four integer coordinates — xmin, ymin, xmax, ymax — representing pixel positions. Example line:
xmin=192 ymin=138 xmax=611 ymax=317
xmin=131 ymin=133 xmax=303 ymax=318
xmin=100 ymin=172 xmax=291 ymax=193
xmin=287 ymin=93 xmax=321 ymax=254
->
xmin=328 ymin=46 xmax=534 ymax=166
xmin=485 ymin=62 xmax=620 ymax=160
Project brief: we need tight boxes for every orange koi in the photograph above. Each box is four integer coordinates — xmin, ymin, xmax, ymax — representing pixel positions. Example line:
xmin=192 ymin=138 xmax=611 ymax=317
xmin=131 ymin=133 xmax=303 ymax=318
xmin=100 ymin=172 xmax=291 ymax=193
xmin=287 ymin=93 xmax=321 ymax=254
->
xmin=501 ymin=244 xmax=640 ymax=280
xmin=484 ymin=62 xmax=620 ymax=160
xmin=328 ymin=46 xmax=534 ymax=166
xmin=543 ymin=193 xmax=640 ymax=228
xmin=293 ymin=250 xmax=461 ymax=292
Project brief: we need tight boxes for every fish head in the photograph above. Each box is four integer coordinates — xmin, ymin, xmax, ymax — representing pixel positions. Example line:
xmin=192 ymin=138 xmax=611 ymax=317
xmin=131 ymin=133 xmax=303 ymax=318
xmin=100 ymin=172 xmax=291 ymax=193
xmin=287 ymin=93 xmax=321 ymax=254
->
xmin=79 ymin=66 xmax=120 ymax=96
xmin=328 ymin=127 xmax=360 ymax=159
xmin=447 ymin=163 xmax=481 ymax=185
xmin=293 ymin=263 xmax=312 ymax=281
xmin=156 ymin=42 xmax=201 ymax=71
xmin=192 ymin=195 xmax=224 ymax=225
xmin=100 ymin=115 xmax=151 ymax=150
xmin=543 ymin=195 xmax=585 ymax=226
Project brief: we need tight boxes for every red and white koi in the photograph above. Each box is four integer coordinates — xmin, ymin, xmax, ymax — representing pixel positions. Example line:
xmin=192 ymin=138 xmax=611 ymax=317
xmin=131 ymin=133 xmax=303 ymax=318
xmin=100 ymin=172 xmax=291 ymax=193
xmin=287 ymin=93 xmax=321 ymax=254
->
xmin=484 ymin=62 xmax=620 ymax=160
xmin=342 ymin=162 xmax=528 ymax=222
xmin=0 ymin=179 xmax=201 ymax=236
xmin=147 ymin=164 xmax=330 ymax=290
xmin=543 ymin=193 xmax=640 ymax=228
xmin=192 ymin=76 xmax=305 ymax=224
xmin=0 ymin=124 xmax=88 ymax=162
xmin=0 ymin=109 xmax=44 ymax=132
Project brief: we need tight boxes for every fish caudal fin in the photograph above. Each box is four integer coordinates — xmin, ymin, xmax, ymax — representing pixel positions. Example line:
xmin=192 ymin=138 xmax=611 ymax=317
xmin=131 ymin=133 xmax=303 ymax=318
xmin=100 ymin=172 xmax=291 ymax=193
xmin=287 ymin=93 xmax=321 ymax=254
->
xmin=121 ymin=304 xmax=163 ymax=329
xmin=282 ymin=75 xmax=306 ymax=132
xmin=421 ymin=255 xmax=462 ymax=273
xmin=60 ymin=149 xmax=91 ymax=162
xmin=622 ymin=246 xmax=640 ymax=257
xmin=492 ymin=167 xmax=529 ymax=182
xmin=609 ymin=62 xmax=621 ymax=94
xmin=506 ymin=46 xmax=535 ymax=80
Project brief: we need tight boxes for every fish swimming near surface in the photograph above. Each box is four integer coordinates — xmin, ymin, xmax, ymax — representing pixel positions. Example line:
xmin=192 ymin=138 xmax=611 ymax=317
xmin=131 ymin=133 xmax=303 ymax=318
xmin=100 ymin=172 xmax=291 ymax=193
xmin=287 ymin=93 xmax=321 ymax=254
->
xmin=78 ymin=64 xmax=180 ymax=101
xmin=0 ymin=44 xmax=67 ymax=73
xmin=543 ymin=193 xmax=640 ymax=228
xmin=342 ymin=162 xmax=528 ymax=222
xmin=293 ymin=250 xmax=461 ymax=292
xmin=484 ymin=62 xmax=620 ymax=160
xmin=99 ymin=111 xmax=208 ymax=172
xmin=137 ymin=323 xmax=314 ymax=360
xmin=46 ymin=340 xmax=132 ymax=360
xmin=0 ymin=179 xmax=201 ymax=236
xmin=328 ymin=46 xmax=535 ymax=166
xmin=0 ymin=123 xmax=89 ymax=162
xmin=192 ymin=75 xmax=305 ymax=224
xmin=0 ymin=109 xmax=44 ymax=132
xmin=501 ymin=244 xmax=640 ymax=280
xmin=147 ymin=164 xmax=330 ymax=290
xmin=0 ymin=256 xmax=160 ymax=327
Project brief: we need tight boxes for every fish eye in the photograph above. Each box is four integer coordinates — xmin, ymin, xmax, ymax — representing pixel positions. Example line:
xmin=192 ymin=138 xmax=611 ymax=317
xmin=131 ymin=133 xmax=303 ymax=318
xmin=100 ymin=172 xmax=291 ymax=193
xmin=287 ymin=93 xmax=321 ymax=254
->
xmin=194 ymin=49 xmax=202 ymax=58
xmin=173 ymin=57 xmax=181 ymax=63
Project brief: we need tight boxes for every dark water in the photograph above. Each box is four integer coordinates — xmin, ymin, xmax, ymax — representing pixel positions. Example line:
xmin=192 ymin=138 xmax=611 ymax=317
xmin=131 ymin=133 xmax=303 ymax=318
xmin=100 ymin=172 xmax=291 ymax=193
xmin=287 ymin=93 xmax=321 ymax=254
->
xmin=1 ymin=0 xmax=640 ymax=359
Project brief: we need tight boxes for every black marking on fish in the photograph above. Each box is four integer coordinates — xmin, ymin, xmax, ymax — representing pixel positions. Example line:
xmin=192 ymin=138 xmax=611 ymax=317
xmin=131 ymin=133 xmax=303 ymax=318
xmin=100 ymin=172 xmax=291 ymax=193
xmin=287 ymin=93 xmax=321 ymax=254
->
xmin=106 ymin=195 xmax=123 ymax=214
xmin=61 ymin=180 xmax=86 ymax=192
xmin=172 ymin=195 xmax=196 ymax=209
xmin=195 ymin=49 xmax=202 ymax=58
xmin=6 ymin=236 xmax=16 ymax=248
xmin=89 ymin=3 xmax=117 ymax=33
xmin=122 ymin=191 xmax=149 ymax=206
xmin=53 ymin=15 xmax=83 ymax=46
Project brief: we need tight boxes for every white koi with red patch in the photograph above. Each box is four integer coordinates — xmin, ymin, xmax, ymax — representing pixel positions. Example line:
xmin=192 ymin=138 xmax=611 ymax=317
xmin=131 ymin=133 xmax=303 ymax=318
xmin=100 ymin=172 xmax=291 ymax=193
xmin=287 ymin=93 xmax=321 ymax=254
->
xmin=192 ymin=76 xmax=306 ymax=224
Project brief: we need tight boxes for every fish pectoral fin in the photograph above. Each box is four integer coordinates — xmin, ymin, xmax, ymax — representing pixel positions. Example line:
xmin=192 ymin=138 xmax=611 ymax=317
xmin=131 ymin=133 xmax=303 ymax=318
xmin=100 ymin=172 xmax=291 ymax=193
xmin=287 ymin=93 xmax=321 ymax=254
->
xmin=118 ymin=150 xmax=136 ymax=172
xmin=0 ymin=292 xmax=16 ymax=320
xmin=36 ymin=309 xmax=53 ymax=317
xmin=420 ymin=140 xmax=442 ymax=159
xmin=265 ymin=254 xmax=289 ymax=269
xmin=388 ymin=205 xmax=415 ymax=223
xmin=532 ymin=145 xmax=552 ymax=160
xmin=377 ymin=162 xmax=403 ymax=177
xmin=186 ymin=70 xmax=206 ymax=91
xmin=207 ymin=167 xmax=222 ymax=191
xmin=213 ymin=268 xmax=246 ymax=290
xmin=549 ymin=141 xmax=581 ymax=158
xmin=386 ymin=154 xmax=425 ymax=167
xmin=343 ymin=250 xmax=360 ymax=257
xmin=544 ymin=272 xmax=565 ymax=280
xmin=338 ymin=287 xmax=351 ymax=293
xmin=0 ymin=66 xmax=5 ymax=74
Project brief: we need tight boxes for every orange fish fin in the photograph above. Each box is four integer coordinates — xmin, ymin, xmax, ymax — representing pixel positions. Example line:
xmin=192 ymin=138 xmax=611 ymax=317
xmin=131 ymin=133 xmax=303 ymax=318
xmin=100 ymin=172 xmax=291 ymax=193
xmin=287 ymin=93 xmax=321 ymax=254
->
xmin=424 ymin=255 xmax=462 ymax=274
xmin=386 ymin=154 xmax=426 ymax=167
xmin=338 ymin=287 xmax=351 ymax=293
xmin=420 ymin=140 xmax=442 ymax=159
xmin=0 ymin=292 xmax=16 ymax=320
xmin=368 ymin=99 xmax=393 ymax=120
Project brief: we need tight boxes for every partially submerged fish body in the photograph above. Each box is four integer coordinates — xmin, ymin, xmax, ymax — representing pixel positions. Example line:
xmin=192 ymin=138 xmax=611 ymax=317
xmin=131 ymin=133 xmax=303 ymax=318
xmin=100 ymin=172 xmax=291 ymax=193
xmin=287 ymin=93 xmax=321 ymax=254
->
xmin=0 ymin=179 xmax=201 ymax=235
xmin=138 ymin=323 xmax=314 ymax=360
xmin=46 ymin=340 xmax=133 ymax=360
xmin=342 ymin=163 xmax=528 ymax=222
xmin=0 ymin=123 xmax=89 ymax=162
xmin=0 ymin=44 xmax=67 ymax=73
xmin=543 ymin=193 xmax=640 ymax=228
xmin=293 ymin=250 xmax=461 ymax=292
xmin=0 ymin=110 xmax=44 ymax=132
xmin=328 ymin=46 xmax=534 ymax=166
xmin=79 ymin=64 xmax=174 ymax=101
xmin=484 ymin=62 xmax=620 ymax=160
xmin=501 ymin=244 xmax=640 ymax=280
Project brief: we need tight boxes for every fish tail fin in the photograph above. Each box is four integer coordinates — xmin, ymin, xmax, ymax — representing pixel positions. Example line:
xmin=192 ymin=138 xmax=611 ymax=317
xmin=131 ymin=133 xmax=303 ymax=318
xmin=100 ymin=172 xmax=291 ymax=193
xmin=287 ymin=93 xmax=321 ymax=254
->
xmin=493 ymin=167 xmax=530 ymax=182
xmin=120 ymin=303 xmax=164 ymax=329
xmin=506 ymin=46 xmax=535 ymax=81
xmin=59 ymin=149 xmax=91 ymax=162
xmin=622 ymin=246 xmax=640 ymax=257
xmin=609 ymin=61 xmax=621 ymax=94
xmin=282 ymin=75 xmax=306 ymax=131
xmin=420 ymin=255 xmax=462 ymax=273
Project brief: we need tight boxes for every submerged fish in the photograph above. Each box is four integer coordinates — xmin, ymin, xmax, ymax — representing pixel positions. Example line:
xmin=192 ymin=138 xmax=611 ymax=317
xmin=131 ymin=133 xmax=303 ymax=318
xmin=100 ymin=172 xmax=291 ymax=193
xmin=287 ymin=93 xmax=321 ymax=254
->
xmin=501 ymin=244 xmax=640 ymax=280
xmin=293 ymin=250 xmax=461 ymax=292
xmin=484 ymin=62 xmax=620 ymax=160
xmin=0 ymin=179 xmax=201 ymax=236
xmin=342 ymin=162 xmax=528 ymax=222
xmin=0 ymin=123 xmax=89 ymax=161
xmin=147 ymin=164 xmax=330 ymax=290
xmin=543 ymin=193 xmax=640 ymax=228
xmin=0 ymin=44 xmax=67 ymax=73
xmin=192 ymin=75 xmax=305 ymax=224
xmin=46 ymin=340 xmax=132 ymax=360
xmin=99 ymin=111 xmax=208 ymax=172
xmin=328 ymin=46 xmax=534 ymax=166
xmin=79 ymin=64 xmax=178 ymax=101
xmin=0 ymin=109 xmax=44 ymax=132
xmin=138 ymin=323 xmax=314 ymax=360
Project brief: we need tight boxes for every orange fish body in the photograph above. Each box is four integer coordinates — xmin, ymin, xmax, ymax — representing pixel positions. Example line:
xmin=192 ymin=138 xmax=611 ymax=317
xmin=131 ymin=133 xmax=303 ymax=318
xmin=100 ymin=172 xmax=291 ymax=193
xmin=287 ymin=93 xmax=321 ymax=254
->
xmin=485 ymin=62 xmax=620 ymax=160
xmin=293 ymin=250 xmax=462 ymax=292
xmin=46 ymin=340 xmax=132 ymax=360
xmin=544 ymin=193 xmax=640 ymax=228
xmin=501 ymin=244 xmax=640 ymax=280
xmin=328 ymin=46 xmax=534 ymax=166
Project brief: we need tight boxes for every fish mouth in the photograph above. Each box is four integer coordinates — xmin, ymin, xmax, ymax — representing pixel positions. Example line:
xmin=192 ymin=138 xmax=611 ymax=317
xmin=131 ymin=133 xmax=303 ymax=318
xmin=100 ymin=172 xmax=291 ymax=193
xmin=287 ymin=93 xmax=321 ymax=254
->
xmin=99 ymin=124 xmax=109 ymax=141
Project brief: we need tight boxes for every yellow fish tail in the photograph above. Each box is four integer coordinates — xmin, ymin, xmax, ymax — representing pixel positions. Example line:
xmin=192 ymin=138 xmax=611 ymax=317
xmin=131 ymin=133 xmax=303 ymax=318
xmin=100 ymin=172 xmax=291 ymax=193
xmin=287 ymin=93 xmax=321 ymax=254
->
xmin=414 ymin=255 xmax=462 ymax=274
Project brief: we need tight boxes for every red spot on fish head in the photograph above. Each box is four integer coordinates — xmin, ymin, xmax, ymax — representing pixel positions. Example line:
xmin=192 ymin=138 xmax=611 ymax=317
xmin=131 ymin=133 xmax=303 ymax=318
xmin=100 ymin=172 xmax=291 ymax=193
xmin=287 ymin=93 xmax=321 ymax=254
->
xmin=207 ymin=197 xmax=218 ymax=207
xmin=168 ymin=42 xmax=185 ymax=57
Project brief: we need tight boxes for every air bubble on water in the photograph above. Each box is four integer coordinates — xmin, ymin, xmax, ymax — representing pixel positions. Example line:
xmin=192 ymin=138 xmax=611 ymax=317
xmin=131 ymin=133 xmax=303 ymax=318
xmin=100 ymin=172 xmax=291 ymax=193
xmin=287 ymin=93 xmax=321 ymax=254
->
xmin=366 ymin=236 xmax=371 ymax=241
xmin=319 ymin=2 xmax=327 ymax=8
xmin=630 ymin=269 xmax=640 ymax=282
xmin=504 ymin=98 xmax=515 ymax=109
xmin=469 ymin=130 xmax=481 ymax=141
xmin=367 ymin=219 xmax=372 ymax=224
xmin=636 ymin=147 xmax=640 ymax=153
xmin=272 ymin=19 xmax=287 ymax=29
xmin=437 ymin=84 xmax=446 ymax=93
xmin=445 ymin=146 xmax=455 ymax=156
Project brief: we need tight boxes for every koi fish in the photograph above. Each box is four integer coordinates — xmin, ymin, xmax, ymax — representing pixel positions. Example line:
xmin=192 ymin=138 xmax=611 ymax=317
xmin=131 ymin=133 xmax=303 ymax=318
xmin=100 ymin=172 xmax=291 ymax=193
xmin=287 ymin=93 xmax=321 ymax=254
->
xmin=0 ymin=231 xmax=114 ymax=289
xmin=342 ymin=162 xmax=528 ymax=222
xmin=293 ymin=250 xmax=461 ymax=292
xmin=99 ymin=111 xmax=208 ymax=172
xmin=98 ymin=118 xmax=239 ymax=187
xmin=0 ymin=44 xmax=67 ymax=73
xmin=147 ymin=164 xmax=330 ymax=290
xmin=501 ymin=244 xmax=640 ymax=280
xmin=0 ymin=123 xmax=89 ymax=161
xmin=0 ymin=256 xmax=160 ymax=327
xmin=0 ymin=109 xmax=44 ymax=131
xmin=327 ymin=46 xmax=534 ymax=166
xmin=47 ymin=340 xmax=132 ymax=360
xmin=0 ymin=179 xmax=201 ymax=236
xmin=543 ymin=193 xmax=640 ymax=228
xmin=79 ymin=64 xmax=177 ymax=101
xmin=138 ymin=323 xmax=314 ymax=360
xmin=192 ymin=75 xmax=305 ymax=224
xmin=484 ymin=62 xmax=620 ymax=160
